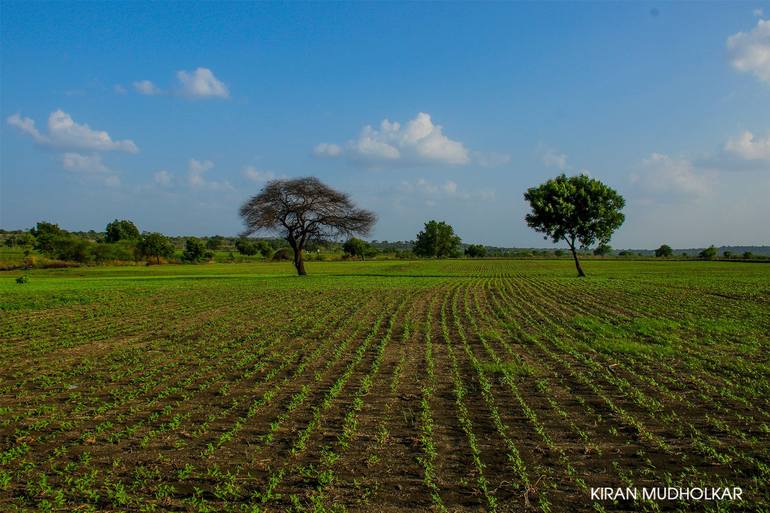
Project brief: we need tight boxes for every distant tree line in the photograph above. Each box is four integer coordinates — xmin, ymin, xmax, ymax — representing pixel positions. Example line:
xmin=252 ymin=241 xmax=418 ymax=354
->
xmin=1 ymin=219 xmax=305 ymax=268
xmin=4 ymin=220 xmax=764 ymax=271
xmin=3 ymin=175 xmax=766 ymax=273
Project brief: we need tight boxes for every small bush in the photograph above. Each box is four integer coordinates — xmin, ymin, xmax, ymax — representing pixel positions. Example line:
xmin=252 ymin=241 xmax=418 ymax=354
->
xmin=235 ymin=238 xmax=259 ymax=256
xmin=699 ymin=245 xmax=717 ymax=260
xmin=272 ymin=248 xmax=292 ymax=261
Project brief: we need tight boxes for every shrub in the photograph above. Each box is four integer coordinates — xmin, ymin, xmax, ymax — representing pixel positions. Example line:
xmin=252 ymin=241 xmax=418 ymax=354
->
xmin=343 ymin=237 xmax=376 ymax=260
xmin=182 ymin=238 xmax=211 ymax=263
xmin=49 ymin=236 xmax=94 ymax=263
xmin=136 ymin=233 xmax=175 ymax=264
xmin=235 ymin=238 xmax=259 ymax=256
xmin=699 ymin=245 xmax=717 ymax=260
xmin=465 ymin=244 xmax=487 ymax=258
xmin=206 ymin=235 xmax=225 ymax=250
xmin=593 ymin=243 xmax=612 ymax=256
xmin=92 ymin=241 xmax=136 ymax=263
xmin=30 ymin=222 xmax=66 ymax=254
xmin=655 ymin=244 xmax=673 ymax=257
xmin=272 ymin=248 xmax=292 ymax=261
xmin=256 ymin=240 xmax=273 ymax=257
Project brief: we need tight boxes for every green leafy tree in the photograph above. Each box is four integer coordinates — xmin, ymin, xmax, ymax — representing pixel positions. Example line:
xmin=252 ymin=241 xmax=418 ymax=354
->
xmin=136 ymin=232 xmax=175 ymax=264
xmin=235 ymin=238 xmax=259 ymax=256
xmin=256 ymin=240 xmax=273 ymax=257
xmin=743 ymin=251 xmax=753 ymax=259
xmin=342 ymin=237 xmax=372 ymax=260
xmin=206 ymin=235 xmax=225 ymax=250
xmin=27 ymin=223 xmax=94 ymax=262
xmin=92 ymin=241 xmax=135 ymax=263
xmin=30 ymin=222 xmax=65 ymax=254
xmin=655 ymin=244 xmax=673 ymax=258
xmin=699 ymin=245 xmax=717 ymax=260
xmin=18 ymin=233 xmax=35 ymax=247
xmin=413 ymin=220 xmax=462 ymax=258
xmin=182 ymin=238 xmax=210 ymax=263
xmin=464 ymin=244 xmax=487 ymax=258
xmin=524 ymin=174 xmax=625 ymax=277
xmin=52 ymin=237 xmax=94 ymax=263
xmin=593 ymin=243 xmax=612 ymax=256
xmin=105 ymin=219 xmax=140 ymax=243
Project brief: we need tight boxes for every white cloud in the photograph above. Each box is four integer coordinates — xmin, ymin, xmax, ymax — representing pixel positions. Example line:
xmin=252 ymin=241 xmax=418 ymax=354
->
xmin=153 ymin=170 xmax=173 ymax=186
xmin=6 ymin=113 xmax=47 ymax=144
xmin=187 ymin=159 xmax=233 ymax=191
xmin=724 ymin=130 xmax=770 ymax=160
xmin=47 ymin=110 xmax=139 ymax=153
xmin=104 ymin=175 xmax=121 ymax=188
xmin=59 ymin=152 xmax=121 ymax=187
xmin=473 ymin=151 xmax=511 ymax=167
xmin=407 ymin=178 xmax=463 ymax=206
xmin=754 ymin=8 xmax=764 ymax=18
xmin=188 ymin=159 xmax=214 ymax=187
xmin=412 ymin=178 xmax=460 ymax=196
xmin=402 ymin=113 xmax=469 ymax=164
xmin=7 ymin=110 xmax=138 ymax=153
xmin=630 ymin=153 xmax=714 ymax=198
xmin=727 ymin=19 xmax=770 ymax=84
xmin=177 ymin=67 xmax=229 ymax=99
xmin=133 ymin=80 xmax=162 ymax=95
xmin=61 ymin=153 xmax=110 ymax=174
xmin=242 ymin=166 xmax=276 ymax=183
xmin=398 ymin=178 xmax=495 ymax=204
xmin=442 ymin=180 xmax=458 ymax=194
xmin=353 ymin=122 xmax=402 ymax=160
xmin=114 ymin=84 xmax=127 ymax=95
xmin=313 ymin=143 xmax=343 ymax=157
xmin=541 ymin=147 xmax=568 ymax=169
xmin=317 ymin=112 xmax=472 ymax=166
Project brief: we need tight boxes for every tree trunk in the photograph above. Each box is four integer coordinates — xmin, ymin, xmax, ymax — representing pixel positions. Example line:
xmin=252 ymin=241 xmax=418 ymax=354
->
xmin=293 ymin=247 xmax=307 ymax=276
xmin=570 ymin=246 xmax=586 ymax=277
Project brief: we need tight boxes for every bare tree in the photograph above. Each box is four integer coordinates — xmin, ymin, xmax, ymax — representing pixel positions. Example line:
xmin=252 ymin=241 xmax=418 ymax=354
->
xmin=239 ymin=177 xmax=377 ymax=275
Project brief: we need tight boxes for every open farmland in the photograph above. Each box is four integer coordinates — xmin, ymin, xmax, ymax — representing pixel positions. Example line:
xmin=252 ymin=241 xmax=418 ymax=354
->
xmin=1 ymin=260 xmax=769 ymax=512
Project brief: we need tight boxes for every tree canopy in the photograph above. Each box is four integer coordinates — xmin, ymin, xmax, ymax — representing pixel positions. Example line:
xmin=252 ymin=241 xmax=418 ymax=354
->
xmin=105 ymin=219 xmax=140 ymax=243
xmin=655 ymin=244 xmax=673 ymax=257
xmin=524 ymin=174 xmax=625 ymax=276
xmin=235 ymin=238 xmax=259 ymax=256
xmin=136 ymin=232 xmax=175 ymax=264
xmin=182 ymin=238 xmax=211 ymax=263
xmin=593 ymin=243 xmax=612 ymax=256
xmin=30 ymin=222 xmax=65 ymax=254
xmin=699 ymin=245 xmax=717 ymax=260
xmin=465 ymin=244 xmax=487 ymax=258
xmin=239 ymin=177 xmax=376 ymax=275
xmin=342 ymin=237 xmax=375 ymax=260
xmin=413 ymin=220 xmax=462 ymax=258
xmin=206 ymin=235 xmax=225 ymax=250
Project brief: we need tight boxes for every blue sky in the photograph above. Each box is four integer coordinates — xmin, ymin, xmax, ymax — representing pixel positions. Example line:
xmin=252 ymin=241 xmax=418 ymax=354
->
xmin=2 ymin=2 xmax=769 ymax=248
